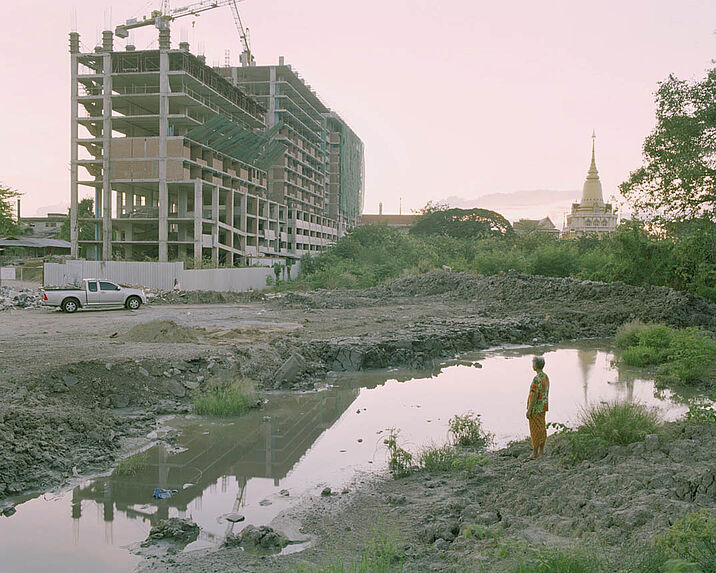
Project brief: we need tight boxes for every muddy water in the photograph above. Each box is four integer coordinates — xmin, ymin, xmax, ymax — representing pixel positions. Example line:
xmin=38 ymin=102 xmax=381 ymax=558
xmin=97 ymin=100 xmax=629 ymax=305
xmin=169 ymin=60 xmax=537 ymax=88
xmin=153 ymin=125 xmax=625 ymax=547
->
xmin=0 ymin=342 xmax=691 ymax=572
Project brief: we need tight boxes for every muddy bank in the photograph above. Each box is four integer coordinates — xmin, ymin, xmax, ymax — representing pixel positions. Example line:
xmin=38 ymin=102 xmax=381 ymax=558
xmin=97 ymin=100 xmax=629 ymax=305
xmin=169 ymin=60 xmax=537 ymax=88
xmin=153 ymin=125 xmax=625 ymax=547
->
xmin=268 ymin=271 xmax=716 ymax=383
xmin=1 ymin=271 xmax=715 ymax=505
xmin=136 ymin=420 xmax=716 ymax=572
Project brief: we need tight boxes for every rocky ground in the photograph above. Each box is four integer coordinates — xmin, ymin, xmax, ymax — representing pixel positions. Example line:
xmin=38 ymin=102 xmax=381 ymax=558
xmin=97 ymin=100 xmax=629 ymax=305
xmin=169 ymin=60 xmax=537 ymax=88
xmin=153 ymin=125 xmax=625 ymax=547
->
xmin=137 ymin=421 xmax=716 ymax=572
xmin=0 ymin=271 xmax=715 ymax=570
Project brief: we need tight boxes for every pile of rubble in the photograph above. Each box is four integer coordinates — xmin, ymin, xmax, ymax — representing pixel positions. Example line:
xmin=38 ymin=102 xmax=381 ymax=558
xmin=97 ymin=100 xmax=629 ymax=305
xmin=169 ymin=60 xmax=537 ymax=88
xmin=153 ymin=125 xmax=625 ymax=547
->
xmin=0 ymin=286 xmax=43 ymax=311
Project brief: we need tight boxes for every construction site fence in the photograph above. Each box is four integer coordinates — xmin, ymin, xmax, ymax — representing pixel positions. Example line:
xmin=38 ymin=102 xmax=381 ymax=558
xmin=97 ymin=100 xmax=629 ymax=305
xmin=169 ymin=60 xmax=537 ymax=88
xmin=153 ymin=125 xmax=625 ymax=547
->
xmin=43 ymin=261 xmax=300 ymax=293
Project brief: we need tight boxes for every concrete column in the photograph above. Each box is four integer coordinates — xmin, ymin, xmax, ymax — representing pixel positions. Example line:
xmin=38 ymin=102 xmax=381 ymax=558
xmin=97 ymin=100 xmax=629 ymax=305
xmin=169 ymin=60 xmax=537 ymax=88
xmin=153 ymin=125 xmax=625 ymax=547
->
xmin=158 ymin=50 xmax=170 ymax=261
xmin=226 ymin=191 xmax=234 ymax=266
xmin=177 ymin=188 xmax=188 ymax=241
xmin=102 ymin=51 xmax=112 ymax=260
xmin=193 ymin=179 xmax=203 ymax=266
xmin=211 ymin=185 xmax=219 ymax=266
xmin=69 ymin=32 xmax=80 ymax=259
xmin=268 ymin=67 xmax=277 ymax=127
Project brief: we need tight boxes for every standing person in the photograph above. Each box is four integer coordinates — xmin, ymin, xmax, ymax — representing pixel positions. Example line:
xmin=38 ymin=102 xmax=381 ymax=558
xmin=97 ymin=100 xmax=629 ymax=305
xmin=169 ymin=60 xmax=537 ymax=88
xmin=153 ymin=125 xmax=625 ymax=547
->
xmin=526 ymin=355 xmax=549 ymax=459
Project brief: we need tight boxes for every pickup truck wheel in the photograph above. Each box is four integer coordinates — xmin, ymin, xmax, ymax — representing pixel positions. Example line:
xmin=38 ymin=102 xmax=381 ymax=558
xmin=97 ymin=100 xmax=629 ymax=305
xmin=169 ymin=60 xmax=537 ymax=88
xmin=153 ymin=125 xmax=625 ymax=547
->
xmin=126 ymin=296 xmax=142 ymax=310
xmin=61 ymin=298 xmax=79 ymax=313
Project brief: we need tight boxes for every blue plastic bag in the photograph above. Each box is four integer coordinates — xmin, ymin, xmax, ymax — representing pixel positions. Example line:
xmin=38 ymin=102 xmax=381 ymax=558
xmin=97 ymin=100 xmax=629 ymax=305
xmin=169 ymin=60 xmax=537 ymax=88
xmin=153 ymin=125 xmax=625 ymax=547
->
xmin=153 ymin=488 xmax=177 ymax=499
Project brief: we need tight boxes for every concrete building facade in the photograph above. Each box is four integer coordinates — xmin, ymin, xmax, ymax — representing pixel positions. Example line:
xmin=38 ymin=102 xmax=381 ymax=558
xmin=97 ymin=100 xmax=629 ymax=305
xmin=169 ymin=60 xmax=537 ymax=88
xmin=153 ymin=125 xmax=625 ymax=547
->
xmin=69 ymin=32 xmax=363 ymax=265
xmin=220 ymin=62 xmax=365 ymax=254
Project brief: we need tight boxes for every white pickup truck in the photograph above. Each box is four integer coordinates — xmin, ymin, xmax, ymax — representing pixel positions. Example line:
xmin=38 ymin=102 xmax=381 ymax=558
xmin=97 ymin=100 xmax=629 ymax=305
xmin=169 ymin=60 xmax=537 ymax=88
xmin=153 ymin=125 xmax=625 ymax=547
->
xmin=42 ymin=279 xmax=147 ymax=313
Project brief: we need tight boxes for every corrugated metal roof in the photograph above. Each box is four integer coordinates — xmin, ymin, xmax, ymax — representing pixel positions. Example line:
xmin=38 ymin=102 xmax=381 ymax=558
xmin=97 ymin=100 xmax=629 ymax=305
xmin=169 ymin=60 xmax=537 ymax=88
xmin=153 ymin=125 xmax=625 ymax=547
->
xmin=0 ymin=237 xmax=71 ymax=248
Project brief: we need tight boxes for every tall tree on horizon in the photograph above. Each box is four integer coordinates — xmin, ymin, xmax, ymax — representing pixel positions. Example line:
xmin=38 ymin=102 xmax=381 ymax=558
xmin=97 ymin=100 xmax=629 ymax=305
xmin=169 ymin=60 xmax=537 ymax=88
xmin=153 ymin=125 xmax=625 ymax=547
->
xmin=620 ymin=67 xmax=716 ymax=222
xmin=0 ymin=183 xmax=21 ymax=237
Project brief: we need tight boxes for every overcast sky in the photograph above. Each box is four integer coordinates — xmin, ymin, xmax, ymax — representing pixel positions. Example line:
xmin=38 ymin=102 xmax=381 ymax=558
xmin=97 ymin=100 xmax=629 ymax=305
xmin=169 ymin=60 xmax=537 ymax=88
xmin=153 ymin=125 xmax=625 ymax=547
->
xmin=2 ymin=0 xmax=715 ymax=221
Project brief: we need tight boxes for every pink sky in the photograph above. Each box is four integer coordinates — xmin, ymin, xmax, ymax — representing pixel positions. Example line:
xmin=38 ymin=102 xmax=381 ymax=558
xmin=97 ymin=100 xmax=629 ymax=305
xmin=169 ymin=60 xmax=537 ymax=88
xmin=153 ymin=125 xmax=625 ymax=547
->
xmin=2 ymin=0 xmax=715 ymax=222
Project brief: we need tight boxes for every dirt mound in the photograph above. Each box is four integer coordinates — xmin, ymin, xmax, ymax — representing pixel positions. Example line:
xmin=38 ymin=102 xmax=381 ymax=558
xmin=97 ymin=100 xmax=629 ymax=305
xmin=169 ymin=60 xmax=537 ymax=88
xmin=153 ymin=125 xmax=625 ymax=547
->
xmin=365 ymin=271 xmax=479 ymax=298
xmin=147 ymin=290 xmax=258 ymax=305
xmin=120 ymin=320 xmax=203 ymax=343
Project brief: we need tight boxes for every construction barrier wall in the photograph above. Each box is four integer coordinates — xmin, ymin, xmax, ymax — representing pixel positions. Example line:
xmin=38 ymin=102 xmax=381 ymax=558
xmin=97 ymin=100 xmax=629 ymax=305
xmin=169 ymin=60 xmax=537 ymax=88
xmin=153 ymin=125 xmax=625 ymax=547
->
xmin=43 ymin=261 xmax=299 ymax=292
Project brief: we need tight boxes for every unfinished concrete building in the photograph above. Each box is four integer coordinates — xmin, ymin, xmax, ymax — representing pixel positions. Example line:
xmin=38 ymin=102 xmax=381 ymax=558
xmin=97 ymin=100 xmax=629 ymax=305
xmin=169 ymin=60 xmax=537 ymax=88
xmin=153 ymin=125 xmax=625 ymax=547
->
xmin=218 ymin=62 xmax=365 ymax=254
xmin=70 ymin=29 xmax=364 ymax=265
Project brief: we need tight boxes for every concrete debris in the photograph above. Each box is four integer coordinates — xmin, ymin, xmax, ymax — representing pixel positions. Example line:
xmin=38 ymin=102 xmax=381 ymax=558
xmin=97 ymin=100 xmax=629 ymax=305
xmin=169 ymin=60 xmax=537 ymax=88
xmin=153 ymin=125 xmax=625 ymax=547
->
xmin=0 ymin=287 xmax=43 ymax=311
xmin=272 ymin=353 xmax=306 ymax=388
xmin=143 ymin=517 xmax=199 ymax=545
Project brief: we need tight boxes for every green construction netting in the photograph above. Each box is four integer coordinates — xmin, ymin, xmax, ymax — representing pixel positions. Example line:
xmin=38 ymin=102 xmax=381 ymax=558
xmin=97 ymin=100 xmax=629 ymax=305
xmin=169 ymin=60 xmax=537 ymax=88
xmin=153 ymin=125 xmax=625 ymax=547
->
xmin=185 ymin=115 xmax=286 ymax=172
xmin=338 ymin=125 xmax=364 ymax=222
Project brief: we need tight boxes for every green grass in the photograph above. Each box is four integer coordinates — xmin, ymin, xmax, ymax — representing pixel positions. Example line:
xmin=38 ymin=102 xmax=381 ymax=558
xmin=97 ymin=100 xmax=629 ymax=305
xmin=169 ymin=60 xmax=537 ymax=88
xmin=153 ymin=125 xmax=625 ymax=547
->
xmin=656 ymin=511 xmax=716 ymax=572
xmin=516 ymin=547 xmax=605 ymax=573
xmin=193 ymin=376 xmax=259 ymax=416
xmin=579 ymin=401 xmax=661 ymax=446
xmin=616 ymin=322 xmax=716 ymax=383
xmin=113 ymin=451 xmax=149 ymax=476
xmin=550 ymin=401 xmax=662 ymax=462
xmin=295 ymin=529 xmax=404 ymax=573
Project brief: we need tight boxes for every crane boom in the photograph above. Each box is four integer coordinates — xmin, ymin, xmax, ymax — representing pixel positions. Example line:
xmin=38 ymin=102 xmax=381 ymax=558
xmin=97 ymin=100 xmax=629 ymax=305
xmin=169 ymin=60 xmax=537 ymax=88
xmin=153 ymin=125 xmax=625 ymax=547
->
xmin=115 ymin=0 xmax=239 ymax=38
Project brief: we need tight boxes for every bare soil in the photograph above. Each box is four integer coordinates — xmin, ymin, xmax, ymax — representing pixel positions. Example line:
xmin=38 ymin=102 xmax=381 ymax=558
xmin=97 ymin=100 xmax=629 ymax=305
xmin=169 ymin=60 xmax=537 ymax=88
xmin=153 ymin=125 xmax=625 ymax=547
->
xmin=1 ymin=271 xmax=715 ymax=570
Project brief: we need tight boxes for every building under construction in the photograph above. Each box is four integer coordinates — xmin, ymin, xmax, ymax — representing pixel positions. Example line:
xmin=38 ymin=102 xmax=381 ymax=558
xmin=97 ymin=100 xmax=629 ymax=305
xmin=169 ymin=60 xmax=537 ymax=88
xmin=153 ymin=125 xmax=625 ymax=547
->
xmin=69 ymin=22 xmax=364 ymax=265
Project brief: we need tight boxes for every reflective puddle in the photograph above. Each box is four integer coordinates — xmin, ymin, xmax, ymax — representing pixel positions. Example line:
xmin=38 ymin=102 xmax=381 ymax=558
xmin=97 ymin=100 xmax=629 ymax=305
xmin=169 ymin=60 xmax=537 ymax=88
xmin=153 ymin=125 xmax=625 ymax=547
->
xmin=0 ymin=342 xmax=692 ymax=572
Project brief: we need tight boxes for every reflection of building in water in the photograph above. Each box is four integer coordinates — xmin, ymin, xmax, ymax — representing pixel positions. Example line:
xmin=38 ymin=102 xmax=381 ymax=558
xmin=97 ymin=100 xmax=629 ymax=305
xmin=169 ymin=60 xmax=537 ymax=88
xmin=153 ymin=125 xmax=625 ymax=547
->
xmin=614 ymin=358 xmax=637 ymax=402
xmin=71 ymin=385 xmax=360 ymax=533
xmin=577 ymin=349 xmax=598 ymax=406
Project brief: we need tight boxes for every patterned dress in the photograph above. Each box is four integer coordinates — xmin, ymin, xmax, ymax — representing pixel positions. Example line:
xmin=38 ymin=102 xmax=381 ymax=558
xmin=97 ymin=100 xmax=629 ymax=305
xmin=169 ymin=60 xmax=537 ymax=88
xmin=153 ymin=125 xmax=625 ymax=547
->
xmin=528 ymin=371 xmax=549 ymax=448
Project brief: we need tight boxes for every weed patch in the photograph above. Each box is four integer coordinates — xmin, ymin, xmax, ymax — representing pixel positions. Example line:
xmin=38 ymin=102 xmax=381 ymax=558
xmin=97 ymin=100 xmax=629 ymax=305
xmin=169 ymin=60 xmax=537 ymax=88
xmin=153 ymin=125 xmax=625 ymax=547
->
xmin=193 ymin=376 xmax=259 ymax=417
xmin=448 ymin=412 xmax=493 ymax=449
xmin=113 ymin=451 xmax=149 ymax=476
xmin=383 ymin=429 xmax=413 ymax=478
xmin=516 ymin=547 xmax=605 ymax=572
xmin=656 ymin=511 xmax=716 ymax=572
xmin=550 ymin=402 xmax=662 ymax=462
xmin=295 ymin=528 xmax=404 ymax=573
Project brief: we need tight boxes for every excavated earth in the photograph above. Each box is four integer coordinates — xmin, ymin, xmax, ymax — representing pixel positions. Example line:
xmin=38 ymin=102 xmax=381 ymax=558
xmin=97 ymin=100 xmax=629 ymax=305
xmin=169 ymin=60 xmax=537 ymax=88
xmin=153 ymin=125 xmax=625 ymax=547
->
xmin=137 ymin=422 xmax=716 ymax=572
xmin=1 ymin=271 xmax=715 ymax=570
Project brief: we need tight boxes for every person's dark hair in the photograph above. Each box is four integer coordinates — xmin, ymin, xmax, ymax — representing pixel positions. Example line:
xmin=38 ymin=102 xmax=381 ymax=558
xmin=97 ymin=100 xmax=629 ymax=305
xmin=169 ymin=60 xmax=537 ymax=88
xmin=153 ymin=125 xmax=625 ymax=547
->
xmin=532 ymin=355 xmax=545 ymax=370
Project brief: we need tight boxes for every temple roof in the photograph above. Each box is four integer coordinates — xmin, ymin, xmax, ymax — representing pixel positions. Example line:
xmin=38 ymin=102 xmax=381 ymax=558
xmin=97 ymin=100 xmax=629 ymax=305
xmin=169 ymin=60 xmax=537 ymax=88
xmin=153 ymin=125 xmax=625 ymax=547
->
xmin=580 ymin=131 xmax=604 ymax=208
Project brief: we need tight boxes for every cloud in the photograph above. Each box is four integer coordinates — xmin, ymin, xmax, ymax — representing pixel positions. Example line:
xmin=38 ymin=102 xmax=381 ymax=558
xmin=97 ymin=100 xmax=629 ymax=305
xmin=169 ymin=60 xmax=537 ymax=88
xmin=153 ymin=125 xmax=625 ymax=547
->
xmin=440 ymin=189 xmax=579 ymax=226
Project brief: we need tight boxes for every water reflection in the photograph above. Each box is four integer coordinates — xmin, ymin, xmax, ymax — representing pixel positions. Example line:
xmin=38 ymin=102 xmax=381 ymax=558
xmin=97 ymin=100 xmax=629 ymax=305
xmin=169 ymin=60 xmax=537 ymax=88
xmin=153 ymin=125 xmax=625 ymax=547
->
xmin=0 ymin=344 xmax=695 ymax=573
xmin=69 ymin=386 xmax=362 ymax=539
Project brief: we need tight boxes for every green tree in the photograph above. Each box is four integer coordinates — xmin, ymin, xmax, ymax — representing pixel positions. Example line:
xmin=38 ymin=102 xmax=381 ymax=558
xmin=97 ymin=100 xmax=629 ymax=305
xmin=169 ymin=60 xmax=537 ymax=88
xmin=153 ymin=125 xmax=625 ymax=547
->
xmin=58 ymin=198 xmax=95 ymax=241
xmin=620 ymin=68 xmax=716 ymax=221
xmin=410 ymin=207 xmax=513 ymax=238
xmin=0 ymin=183 xmax=21 ymax=236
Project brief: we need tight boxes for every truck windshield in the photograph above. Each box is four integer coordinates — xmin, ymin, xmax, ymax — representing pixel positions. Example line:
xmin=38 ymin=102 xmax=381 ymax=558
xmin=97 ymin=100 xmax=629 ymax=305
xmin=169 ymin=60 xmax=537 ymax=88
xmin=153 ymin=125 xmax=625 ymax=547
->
xmin=88 ymin=282 xmax=98 ymax=292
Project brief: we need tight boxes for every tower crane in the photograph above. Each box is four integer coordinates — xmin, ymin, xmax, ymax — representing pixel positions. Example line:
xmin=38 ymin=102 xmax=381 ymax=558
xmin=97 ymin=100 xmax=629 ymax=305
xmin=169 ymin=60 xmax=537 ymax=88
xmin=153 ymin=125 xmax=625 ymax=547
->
xmin=115 ymin=0 xmax=256 ymax=66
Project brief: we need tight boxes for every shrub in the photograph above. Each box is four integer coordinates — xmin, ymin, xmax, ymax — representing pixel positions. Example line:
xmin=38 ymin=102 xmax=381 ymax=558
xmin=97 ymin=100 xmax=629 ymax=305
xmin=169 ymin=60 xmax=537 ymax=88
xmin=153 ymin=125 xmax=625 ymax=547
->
xmin=621 ymin=345 xmax=668 ymax=367
xmin=615 ymin=320 xmax=650 ymax=350
xmin=578 ymin=401 xmax=661 ymax=446
xmin=193 ymin=376 xmax=259 ymax=416
xmin=114 ymin=451 xmax=149 ymax=476
xmin=656 ymin=511 xmax=716 ymax=572
xmin=448 ymin=412 xmax=493 ymax=449
xmin=616 ymin=323 xmax=716 ymax=384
